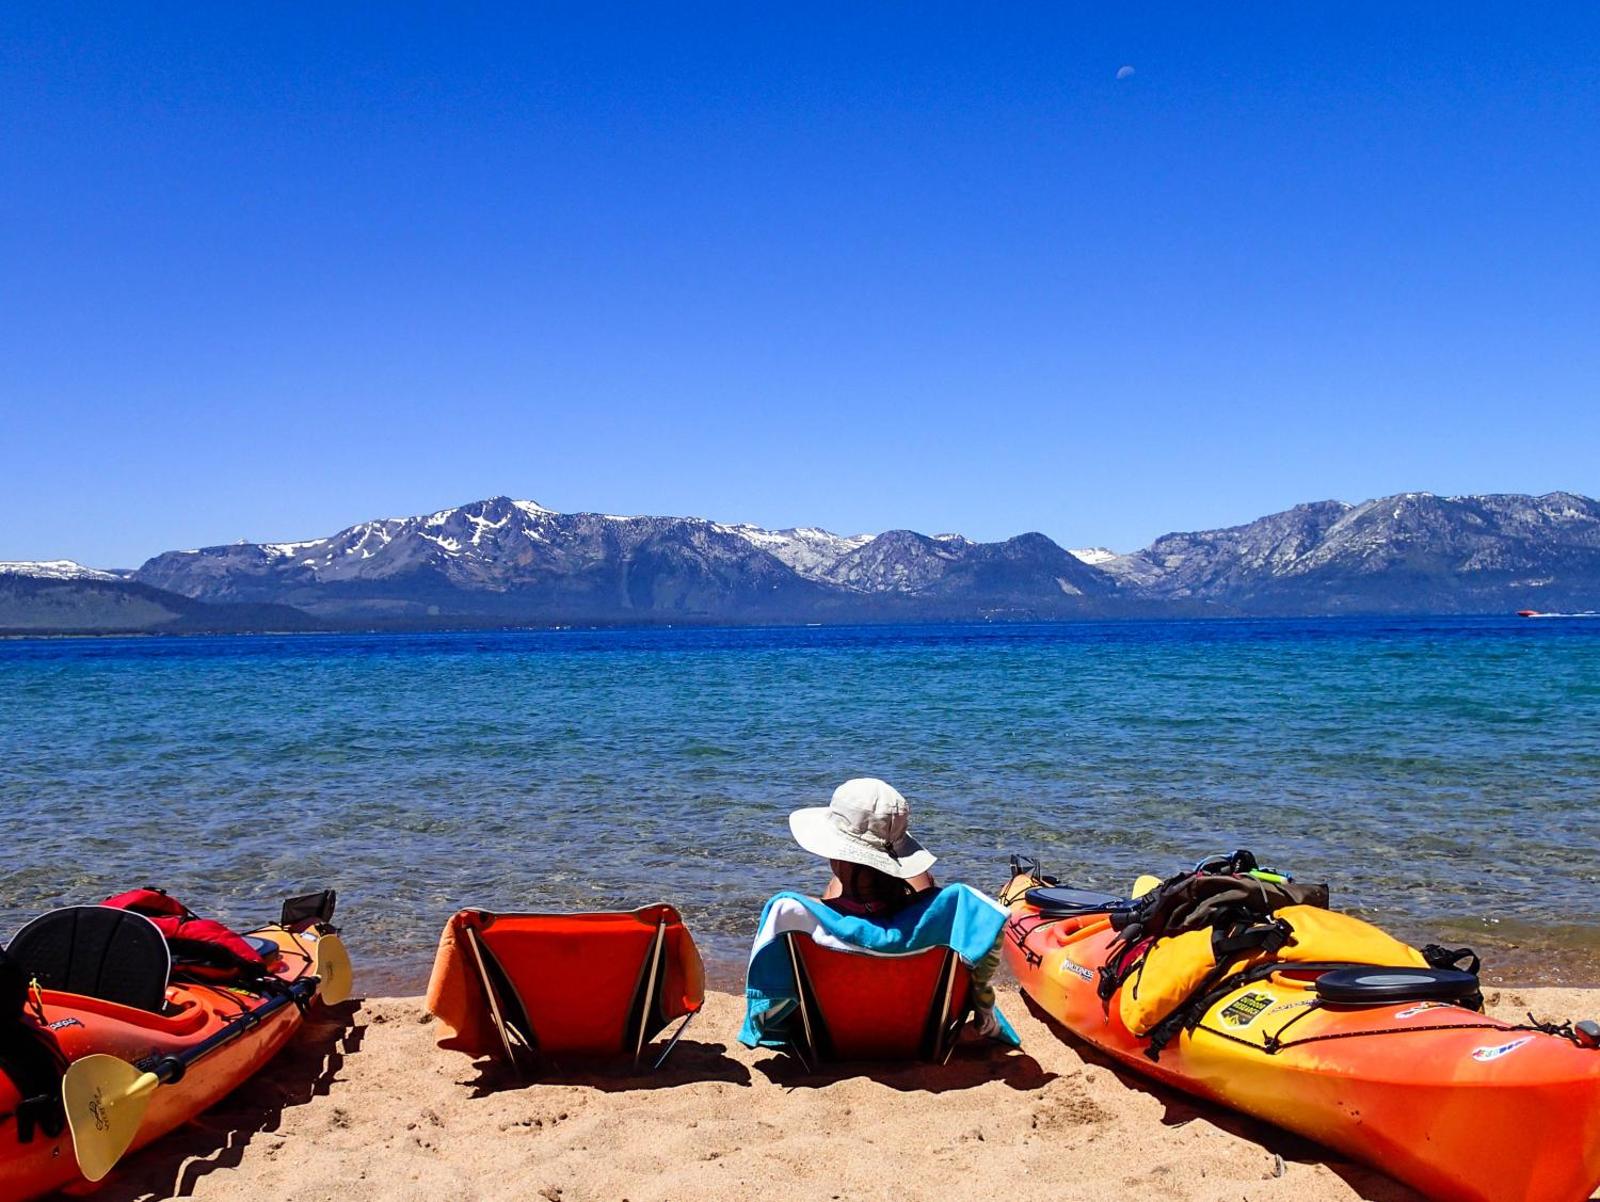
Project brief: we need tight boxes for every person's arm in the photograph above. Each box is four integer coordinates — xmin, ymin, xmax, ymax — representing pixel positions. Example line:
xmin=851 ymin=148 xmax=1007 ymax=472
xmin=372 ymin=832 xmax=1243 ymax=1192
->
xmin=907 ymin=870 xmax=937 ymax=892
xmin=821 ymin=873 xmax=843 ymax=900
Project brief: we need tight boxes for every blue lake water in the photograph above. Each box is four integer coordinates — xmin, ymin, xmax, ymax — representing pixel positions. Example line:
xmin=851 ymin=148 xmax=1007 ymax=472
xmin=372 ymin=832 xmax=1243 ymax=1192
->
xmin=3 ymin=617 xmax=1598 ymax=991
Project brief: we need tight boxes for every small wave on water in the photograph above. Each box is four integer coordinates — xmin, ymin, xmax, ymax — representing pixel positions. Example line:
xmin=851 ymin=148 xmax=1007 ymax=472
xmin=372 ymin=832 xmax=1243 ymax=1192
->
xmin=3 ymin=617 xmax=1599 ymax=993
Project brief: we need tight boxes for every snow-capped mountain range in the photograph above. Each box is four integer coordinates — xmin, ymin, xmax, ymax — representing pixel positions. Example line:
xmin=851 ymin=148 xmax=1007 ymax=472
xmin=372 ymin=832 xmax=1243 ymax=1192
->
xmin=129 ymin=496 xmax=1117 ymax=622
xmin=1084 ymin=491 xmax=1600 ymax=611
xmin=6 ymin=490 xmax=1600 ymax=631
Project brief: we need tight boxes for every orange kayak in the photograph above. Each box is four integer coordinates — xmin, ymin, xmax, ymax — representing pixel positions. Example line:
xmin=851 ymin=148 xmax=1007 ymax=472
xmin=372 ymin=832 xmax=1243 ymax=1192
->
xmin=999 ymin=870 xmax=1600 ymax=1202
xmin=1 ymin=918 xmax=347 ymax=1202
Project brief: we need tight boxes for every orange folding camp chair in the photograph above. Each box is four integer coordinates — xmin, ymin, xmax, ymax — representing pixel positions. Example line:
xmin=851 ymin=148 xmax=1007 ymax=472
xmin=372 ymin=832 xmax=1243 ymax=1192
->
xmin=450 ymin=905 xmax=704 ymax=1075
xmin=782 ymin=932 xmax=972 ymax=1068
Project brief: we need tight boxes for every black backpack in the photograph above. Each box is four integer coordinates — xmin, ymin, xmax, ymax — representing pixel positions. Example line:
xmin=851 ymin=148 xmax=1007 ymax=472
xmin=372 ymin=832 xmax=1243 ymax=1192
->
xmin=1098 ymin=850 xmax=1330 ymax=1002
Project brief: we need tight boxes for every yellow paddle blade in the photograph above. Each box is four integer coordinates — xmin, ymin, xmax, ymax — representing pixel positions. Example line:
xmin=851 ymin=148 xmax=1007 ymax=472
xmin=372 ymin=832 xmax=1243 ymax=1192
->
xmin=1131 ymin=873 xmax=1162 ymax=899
xmin=312 ymin=931 xmax=353 ymax=1005
xmin=62 ymin=1054 xmax=160 ymax=1183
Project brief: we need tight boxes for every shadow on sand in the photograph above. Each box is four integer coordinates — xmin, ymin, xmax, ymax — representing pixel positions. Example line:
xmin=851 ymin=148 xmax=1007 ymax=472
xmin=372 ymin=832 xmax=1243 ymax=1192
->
xmin=751 ymin=1033 xmax=1056 ymax=1094
xmin=462 ymin=1036 xmax=754 ymax=1097
xmin=1018 ymin=993 xmax=1422 ymax=1202
xmin=459 ymin=1032 xmax=1045 ymax=1097
xmin=94 ymin=998 xmax=366 ymax=1202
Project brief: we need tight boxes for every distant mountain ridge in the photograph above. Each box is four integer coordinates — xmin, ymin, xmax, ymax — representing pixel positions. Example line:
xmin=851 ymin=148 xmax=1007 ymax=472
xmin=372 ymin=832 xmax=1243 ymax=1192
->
xmin=6 ymin=490 xmax=1599 ymax=632
xmin=132 ymin=495 xmax=1124 ymax=624
xmin=0 ymin=571 xmax=324 ymax=635
xmin=1093 ymin=491 xmax=1600 ymax=612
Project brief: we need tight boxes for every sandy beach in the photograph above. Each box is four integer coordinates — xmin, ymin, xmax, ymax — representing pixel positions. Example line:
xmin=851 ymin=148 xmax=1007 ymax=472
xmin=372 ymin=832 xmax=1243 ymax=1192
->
xmin=81 ymin=983 xmax=1599 ymax=1202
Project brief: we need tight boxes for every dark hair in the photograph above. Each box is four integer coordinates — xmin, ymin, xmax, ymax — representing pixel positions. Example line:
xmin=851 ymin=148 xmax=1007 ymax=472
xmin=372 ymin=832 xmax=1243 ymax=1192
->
xmin=831 ymin=859 xmax=915 ymax=908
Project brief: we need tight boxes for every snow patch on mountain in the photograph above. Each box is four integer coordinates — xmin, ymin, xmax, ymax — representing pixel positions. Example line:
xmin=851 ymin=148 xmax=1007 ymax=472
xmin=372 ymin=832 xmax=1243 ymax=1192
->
xmin=0 ymin=560 xmax=121 ymax=581
xmin=1069 ymin=547 xmax=1120 ymax=566
xmin=714 ymin=523 xmax=874 ymax=578
xmin=261 ymin=539 xmax=324 ymax=559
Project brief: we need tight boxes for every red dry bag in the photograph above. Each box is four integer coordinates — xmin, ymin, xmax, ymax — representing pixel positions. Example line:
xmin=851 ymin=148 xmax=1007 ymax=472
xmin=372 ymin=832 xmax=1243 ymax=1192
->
xmin=101 ymin=887 xmax=268 ymax=983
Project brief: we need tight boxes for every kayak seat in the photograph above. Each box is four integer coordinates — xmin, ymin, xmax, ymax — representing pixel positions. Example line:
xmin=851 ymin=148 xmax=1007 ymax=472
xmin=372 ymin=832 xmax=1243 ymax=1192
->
xmin=434 ymin=906 xmax=705 ymax=1073
xmin=1025 ymin=886 xmax=1126 ymax=917
xmin=783 ymin=934 xmax=971 ymax=1066
xmin=1314 ymin=966 xmax=1482 ymax=1007
xmin=6 ymin=905 xmax=171 ymax=1012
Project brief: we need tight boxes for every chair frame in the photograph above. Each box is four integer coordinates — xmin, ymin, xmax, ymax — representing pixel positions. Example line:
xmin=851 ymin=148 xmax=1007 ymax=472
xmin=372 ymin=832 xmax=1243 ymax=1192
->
xmin=464 ymin=914 xmax=694 ymax=1076
xmin=463 ymin=924 xmax=531 ymax=1076
xmin=782 ymin=932 xmax=971 ymax=1069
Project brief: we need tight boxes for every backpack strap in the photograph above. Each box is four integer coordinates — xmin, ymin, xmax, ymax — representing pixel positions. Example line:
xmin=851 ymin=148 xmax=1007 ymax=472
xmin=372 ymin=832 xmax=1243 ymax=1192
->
xmin=1098 ymin=854 xmax=1327 ymax=1002
xmin=1212 ymin=917 xmax=1293 ymax=959
xmin=1144 ymin=959 xmax=1371 ymax=1061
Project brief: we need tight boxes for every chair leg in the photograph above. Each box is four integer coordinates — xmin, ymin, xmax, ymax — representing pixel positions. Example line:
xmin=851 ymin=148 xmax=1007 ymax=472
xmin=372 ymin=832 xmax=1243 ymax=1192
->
xmin=652 ymin=1011 xmax=696 ymax=1070
xmin=788 ymin=1036 xmax=814 ymax=1074
xmin=632 ymin=921 xmax=668 ymax=1069
xmin=464 ymin=925 xmax=530 ymax=1080
xmin=940 ymin=1004 xmax=971 ymax=1066
xmin=785 ymin=932 xmax=818 ymax=1068
xmin=931 ymin=949 xmax=961 ymax=1063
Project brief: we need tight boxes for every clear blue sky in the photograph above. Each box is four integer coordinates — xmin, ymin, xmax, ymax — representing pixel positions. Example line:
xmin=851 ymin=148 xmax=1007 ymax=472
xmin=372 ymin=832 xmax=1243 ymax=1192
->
xmin=4 ymin=5 xmax=1598 ymax=567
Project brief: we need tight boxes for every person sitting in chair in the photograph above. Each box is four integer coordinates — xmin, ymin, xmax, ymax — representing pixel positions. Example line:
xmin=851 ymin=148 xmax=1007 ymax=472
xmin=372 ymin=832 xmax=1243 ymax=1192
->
xmin=738 ymin=777 xmax=1016 ymax=1051
xmin=795 ymin=777 xmax=939 ymax=916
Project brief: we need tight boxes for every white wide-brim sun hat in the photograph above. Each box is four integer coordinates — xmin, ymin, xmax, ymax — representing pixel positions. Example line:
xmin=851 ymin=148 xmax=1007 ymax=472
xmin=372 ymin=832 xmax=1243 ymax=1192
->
xmin=788 ymin=777 xmax=937 ymax=880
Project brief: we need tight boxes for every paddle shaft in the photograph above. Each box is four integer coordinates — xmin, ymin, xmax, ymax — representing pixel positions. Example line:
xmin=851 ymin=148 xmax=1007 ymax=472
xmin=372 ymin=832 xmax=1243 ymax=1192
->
xmin=146 ymin=978 xmax=316 ymax=1085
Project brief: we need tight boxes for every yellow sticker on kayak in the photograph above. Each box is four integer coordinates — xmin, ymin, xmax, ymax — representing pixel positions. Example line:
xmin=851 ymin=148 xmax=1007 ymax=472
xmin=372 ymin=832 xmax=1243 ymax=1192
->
xmin=1217 ymin=991 xmax=1274 ymax=1028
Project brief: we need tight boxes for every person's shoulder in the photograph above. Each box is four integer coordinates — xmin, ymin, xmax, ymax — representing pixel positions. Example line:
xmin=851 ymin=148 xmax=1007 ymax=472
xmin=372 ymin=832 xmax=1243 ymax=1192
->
xmin=759 ymin=892 xmax=839 ymax=928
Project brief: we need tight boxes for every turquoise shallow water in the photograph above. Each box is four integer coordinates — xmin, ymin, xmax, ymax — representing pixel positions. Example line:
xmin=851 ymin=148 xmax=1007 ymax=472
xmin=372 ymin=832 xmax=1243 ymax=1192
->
xmin=3 ymin=617 xmax=1598 ymax=991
